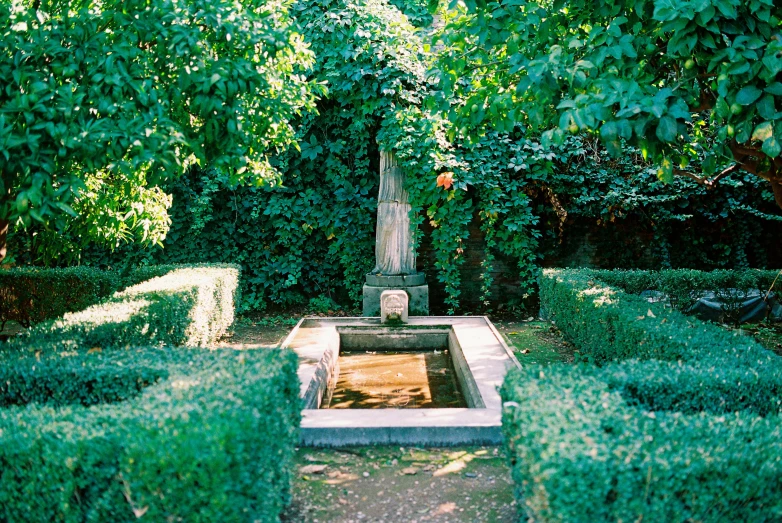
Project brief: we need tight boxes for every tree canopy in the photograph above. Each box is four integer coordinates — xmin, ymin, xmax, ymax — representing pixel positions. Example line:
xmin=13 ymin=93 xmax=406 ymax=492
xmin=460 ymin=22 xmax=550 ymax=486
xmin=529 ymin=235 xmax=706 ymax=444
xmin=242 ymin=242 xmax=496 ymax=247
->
xmin=0 ymin=0 xmax=318 ymax=262
xmin=435 ymin=0 xmax=782 ymax=209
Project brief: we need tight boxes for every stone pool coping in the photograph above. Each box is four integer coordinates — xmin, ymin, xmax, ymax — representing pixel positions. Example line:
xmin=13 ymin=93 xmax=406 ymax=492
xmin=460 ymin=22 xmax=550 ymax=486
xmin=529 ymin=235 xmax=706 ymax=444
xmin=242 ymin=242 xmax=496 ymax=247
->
xmin=279 ymin=316 xmax=521 ymax=447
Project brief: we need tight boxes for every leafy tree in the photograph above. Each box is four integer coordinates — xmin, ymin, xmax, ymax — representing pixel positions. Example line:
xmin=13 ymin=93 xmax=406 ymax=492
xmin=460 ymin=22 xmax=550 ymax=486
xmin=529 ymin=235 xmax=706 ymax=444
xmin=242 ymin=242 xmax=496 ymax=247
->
xmin=0 ymin=0 xmax=318 ymax=263
xmin=434 ymin=0 xmax=782 ymax=210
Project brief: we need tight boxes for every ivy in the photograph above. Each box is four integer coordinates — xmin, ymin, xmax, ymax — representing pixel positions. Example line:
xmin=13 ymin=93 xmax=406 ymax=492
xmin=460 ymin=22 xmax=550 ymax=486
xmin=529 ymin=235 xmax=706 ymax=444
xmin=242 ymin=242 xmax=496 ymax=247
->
xmin=11 ymin=0 xmax=780 ymax=315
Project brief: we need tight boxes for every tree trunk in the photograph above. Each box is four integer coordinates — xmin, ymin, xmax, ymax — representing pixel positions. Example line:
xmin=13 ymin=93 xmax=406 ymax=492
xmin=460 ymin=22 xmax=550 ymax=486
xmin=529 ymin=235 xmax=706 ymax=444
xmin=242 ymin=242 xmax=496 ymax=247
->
xmin=0 ymin=218 xmax=7 ymax=264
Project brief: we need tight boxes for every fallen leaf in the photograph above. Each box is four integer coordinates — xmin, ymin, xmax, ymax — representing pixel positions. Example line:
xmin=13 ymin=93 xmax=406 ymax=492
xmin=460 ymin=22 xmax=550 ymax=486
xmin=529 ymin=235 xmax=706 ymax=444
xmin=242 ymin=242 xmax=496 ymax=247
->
xmin=300 ymin=464 xmax=327 ymax=475
xmin=338 ymin=498 xmax=348 ymax=505
xmin=402 ymin=467 xmax=418 ymax=475
xmin=132 ymin=506 xmax=148 ymax=518
xmin=647 ymin=309 xmax=656 ymax=318
xmin=520 ymin=349 xmax=530 ymax=354
xmin=88 ymin=347 xmax=102 ymax=354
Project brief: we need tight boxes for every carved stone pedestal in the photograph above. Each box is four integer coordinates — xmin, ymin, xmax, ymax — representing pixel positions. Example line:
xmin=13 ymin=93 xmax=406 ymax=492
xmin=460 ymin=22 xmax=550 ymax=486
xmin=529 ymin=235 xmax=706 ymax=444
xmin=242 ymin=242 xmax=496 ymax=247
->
xmin=362 ymin=273 xmax=429 ymax=317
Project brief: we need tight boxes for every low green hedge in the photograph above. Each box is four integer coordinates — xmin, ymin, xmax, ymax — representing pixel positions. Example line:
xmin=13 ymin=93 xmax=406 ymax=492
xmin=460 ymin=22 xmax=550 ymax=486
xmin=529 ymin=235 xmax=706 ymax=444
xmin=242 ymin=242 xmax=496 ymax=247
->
xmin=8 ymin=264 xmax=240 ymax=349
xmin=537 ymin=268 xmax=776 ymax=365
xmin=0 ymin=349 xmax=166 ymax=408
xmin=0 ymin=267 xmax=120 ymax=328
xmin=502 ymin=367 xmax=782 ymax=522
xmin=0 ymin=345 xmax=301 ymax=521
xmin=0 ymin=263 xmax=227 ymax=330
xmin=502 ymin=268 xmax=782 ymax=522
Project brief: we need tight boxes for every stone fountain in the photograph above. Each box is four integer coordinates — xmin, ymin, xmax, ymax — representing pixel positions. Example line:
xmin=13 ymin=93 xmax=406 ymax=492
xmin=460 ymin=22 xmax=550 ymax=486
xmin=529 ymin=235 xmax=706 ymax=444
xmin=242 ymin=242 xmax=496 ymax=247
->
xmin=281 ymin=148 xmax=519 ymax=447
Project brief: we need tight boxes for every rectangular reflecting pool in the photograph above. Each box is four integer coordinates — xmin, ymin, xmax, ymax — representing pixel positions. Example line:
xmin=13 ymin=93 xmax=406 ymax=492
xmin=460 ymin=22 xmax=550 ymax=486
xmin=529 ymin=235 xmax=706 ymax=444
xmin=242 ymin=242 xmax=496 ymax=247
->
xmin=323 ymin=349 xmax=467 ymax=409
xmin=281 ymin=317 xmax=520 ymax=446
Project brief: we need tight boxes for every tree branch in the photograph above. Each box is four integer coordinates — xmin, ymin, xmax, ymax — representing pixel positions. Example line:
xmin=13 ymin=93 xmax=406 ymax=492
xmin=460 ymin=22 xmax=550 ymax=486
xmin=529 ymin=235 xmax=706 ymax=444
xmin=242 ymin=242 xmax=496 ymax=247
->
xmin=675 ymin=163 xmax=741 ymax=188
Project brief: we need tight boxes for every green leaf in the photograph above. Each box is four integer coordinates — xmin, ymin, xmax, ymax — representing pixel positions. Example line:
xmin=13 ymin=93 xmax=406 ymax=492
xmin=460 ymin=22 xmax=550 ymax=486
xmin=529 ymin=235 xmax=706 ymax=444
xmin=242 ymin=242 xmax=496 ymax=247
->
xmin=751 ymin=122 xmax=773 ymax=142
xmin=762 ymin=136 xmax=781 ymax=158
xmin=655 ymin=116 xmax=678 ymax=142
xmin=735 ymin=85 xmax=762 ymax=105
xmin=657 ymin=157 xmax=674 ymax=184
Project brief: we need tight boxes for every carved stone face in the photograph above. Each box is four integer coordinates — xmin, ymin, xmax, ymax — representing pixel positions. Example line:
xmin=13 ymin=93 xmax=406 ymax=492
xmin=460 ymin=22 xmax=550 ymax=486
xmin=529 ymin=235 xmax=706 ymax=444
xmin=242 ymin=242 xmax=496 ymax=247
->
xmin=385 ymin=295 xmax=404 ymax=316
xmin=380 ymin=290 xmax=409 ymax=323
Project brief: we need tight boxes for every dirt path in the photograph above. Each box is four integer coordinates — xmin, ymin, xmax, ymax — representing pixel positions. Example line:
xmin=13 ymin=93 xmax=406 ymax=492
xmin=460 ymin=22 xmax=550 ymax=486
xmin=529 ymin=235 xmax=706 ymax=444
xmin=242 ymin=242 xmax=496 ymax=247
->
xmin=283 ymin=446 xmax=516 ymax=523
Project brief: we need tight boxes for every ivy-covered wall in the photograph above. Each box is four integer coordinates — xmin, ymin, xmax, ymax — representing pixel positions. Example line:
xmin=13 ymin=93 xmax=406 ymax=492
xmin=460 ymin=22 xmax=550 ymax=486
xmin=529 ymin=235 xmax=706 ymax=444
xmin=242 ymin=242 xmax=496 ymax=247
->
xmin=9 ymin=0 xmax=782 ymax=315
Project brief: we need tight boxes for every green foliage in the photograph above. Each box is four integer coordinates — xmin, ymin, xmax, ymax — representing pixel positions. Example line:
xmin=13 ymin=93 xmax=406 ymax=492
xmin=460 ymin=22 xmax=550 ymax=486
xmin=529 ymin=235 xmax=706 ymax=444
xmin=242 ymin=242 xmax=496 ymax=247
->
xmin=0 ymin=266 xmax=119 ymax=327
xmin=9 ymin=264 xmax=240 ymax=349
xmin=501 ymin=268 xmax=782 ymax=521
xmin=436 ymin=0 xmax=782 ymax=206
xmin=80 ymin=0 xmax=438 ymax=311
xmin=0 ymin=0 xmax=318 ymax=259
xmin=389 ymin=0 xmax=434 ymax=27
xmin=502 ymin=367 xmax=782 ymax=522
xmin=308 ymin=295 xmax=342 ymax=314
xmin=0 ymin=345 xmax=300 ymax=522
xmin=19 ymin=0 xmax=780 ymax=316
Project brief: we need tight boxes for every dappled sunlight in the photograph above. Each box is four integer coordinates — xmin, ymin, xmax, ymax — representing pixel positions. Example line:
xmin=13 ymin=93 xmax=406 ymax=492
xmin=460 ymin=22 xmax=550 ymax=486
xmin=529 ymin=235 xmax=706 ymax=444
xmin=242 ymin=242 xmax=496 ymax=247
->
xmin=434 ymin=501 xmax=458 ymax=515
xmin=169 ymin=379 xmax=201 ymax=390
xmin=57 ymin=299 xmax=152 ymax=328
xmin=578 ymin=285 xmax=617 ymax=307
xmin=323 ymin=471 xmax=360 ymax=486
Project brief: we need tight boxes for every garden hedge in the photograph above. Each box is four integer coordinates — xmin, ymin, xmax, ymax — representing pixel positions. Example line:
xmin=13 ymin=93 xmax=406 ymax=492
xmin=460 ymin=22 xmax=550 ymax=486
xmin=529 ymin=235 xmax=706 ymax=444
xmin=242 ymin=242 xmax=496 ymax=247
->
xmin=7 ymin=264 xmax=240 ymax=349
xmin=0 ymin=263 xmax=300 ymax=521
xmin=0 ymin=345 xmax=301 ymax=522
xmin=502 ymin=268 xmax=782 ymax=522
xmin=0 ymin=263 xmax=221 ymax=329
xmin=0 ymin=267 xmax=120 ymax=328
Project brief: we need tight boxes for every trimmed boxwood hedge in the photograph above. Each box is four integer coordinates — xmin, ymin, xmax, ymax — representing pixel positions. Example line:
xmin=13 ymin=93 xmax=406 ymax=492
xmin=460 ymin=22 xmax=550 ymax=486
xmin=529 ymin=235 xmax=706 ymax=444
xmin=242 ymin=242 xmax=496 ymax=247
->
xmin=0 ymin=263 xmax=300 ymax=521
xmin=0 ymin=263 xmax=232 ymax=330
xmin=0 ymin=267 xmax=120 ymax=328
xmin=7 ymin=264 xmax=240 ymax=349
xmin=0 ymin=345 xmax=301 ymax=522
xmin=502 ymin=268 xmax=782 ymax=522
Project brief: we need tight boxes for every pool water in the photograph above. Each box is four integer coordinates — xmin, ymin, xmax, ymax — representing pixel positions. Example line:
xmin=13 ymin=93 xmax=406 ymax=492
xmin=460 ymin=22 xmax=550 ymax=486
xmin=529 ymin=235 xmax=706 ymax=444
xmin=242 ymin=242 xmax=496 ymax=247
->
xmin=323 ymin=349 xmax=467 ymax=409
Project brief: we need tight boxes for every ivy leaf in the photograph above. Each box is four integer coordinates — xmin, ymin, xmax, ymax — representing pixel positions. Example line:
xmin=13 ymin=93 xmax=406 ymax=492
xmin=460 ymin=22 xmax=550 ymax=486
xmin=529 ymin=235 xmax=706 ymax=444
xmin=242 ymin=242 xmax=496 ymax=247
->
xmin=751 ymin=122 xmax=773 ymax=142
xmin=436 ymin=171 xmax=454 ymax=190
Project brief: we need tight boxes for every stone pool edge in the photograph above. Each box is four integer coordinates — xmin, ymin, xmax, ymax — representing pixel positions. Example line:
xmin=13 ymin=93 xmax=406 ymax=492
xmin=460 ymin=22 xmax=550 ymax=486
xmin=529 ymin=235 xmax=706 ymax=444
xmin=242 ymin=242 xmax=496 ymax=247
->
xmin=279 ymin=316 xmax=521 ymax=447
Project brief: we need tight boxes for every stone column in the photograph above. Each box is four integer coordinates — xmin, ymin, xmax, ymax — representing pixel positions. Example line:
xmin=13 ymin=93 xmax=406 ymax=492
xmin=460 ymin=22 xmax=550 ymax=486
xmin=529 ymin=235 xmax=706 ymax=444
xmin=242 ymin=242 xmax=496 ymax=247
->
xmin=362 ymin=150 xmax=429 ymax=316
